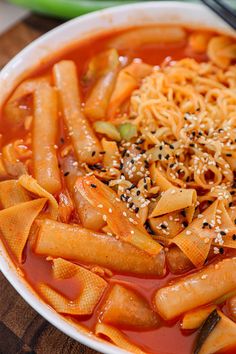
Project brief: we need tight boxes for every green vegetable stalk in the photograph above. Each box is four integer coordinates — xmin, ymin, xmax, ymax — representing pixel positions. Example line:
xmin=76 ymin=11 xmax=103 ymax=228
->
xmin=9 ymin=0 xmax=144 ymax=18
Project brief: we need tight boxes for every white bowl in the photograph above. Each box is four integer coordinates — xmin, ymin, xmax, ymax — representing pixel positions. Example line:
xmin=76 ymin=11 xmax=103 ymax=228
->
xmin=0 ymin=2 xmax=233 ymax=354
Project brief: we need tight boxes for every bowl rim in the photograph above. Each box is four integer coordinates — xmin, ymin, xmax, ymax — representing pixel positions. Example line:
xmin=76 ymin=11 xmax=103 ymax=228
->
xmin=0 ymin=1 xmax=233 ymax=107
xmin=0 ymin=2 xmax=233 ymax=354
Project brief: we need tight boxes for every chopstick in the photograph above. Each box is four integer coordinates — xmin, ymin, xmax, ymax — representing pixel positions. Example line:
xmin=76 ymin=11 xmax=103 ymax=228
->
xmin=200 ymin=0 xmax=236 ymax=30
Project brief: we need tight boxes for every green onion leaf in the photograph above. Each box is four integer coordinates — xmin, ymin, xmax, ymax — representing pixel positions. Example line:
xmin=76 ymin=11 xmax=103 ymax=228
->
xmin=94 ymin=121 xmax=121 ymax=141
xmin=119 ymin=123 xmax=137 ymax=141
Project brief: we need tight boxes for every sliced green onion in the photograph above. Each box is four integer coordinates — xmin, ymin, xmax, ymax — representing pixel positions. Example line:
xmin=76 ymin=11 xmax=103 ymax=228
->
xmin=94 ymin=121 xmax=121 ymax=141
xmin=119 ymin=123 xmax=137 ymax=141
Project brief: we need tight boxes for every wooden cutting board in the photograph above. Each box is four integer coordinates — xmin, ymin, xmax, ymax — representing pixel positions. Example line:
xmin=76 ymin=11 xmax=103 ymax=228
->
xmin=0 ymin=13 xmax=98 ymax=354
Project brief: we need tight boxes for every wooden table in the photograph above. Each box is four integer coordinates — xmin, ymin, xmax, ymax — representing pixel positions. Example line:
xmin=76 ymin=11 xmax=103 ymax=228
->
xmin=0 ymin=13 xmax=99 ymax=354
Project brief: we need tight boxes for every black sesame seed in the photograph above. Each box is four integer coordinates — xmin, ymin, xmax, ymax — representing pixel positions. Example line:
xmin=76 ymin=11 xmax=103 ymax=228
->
xmin=202 ymin=221 xmax=209 ymax=229
xmin=232 ymin=234 xmax=236 ymax=240
xmin=219 ymin=247 xmax=224 ymax=254
xmin=90 ymin=183 xmax=97 ymax=188
xmin=151 ymin=130 xmax=156 ymax=134
xmin=234 ymin=219 xmax=236 ymax=225
xmin=120 ymin=194 xmax=128 ymax=202
xmin=127 ymin=184 xmax=136 ymax=191
xmin=99 ymin=151 xmax=106 ymax=155
xmin=226 ymin=153 xmax=232 ymax=157
xmin=165 ymin=154 xmax=170 ymax=160
xmin=181 ymin=210 xmax=186 ymax=217
xmin=122 ymin=149 xmax=127 ymax=157
xmin=160 ymin=146 xmax=163 ymax=151
xmin=144 ymin=160 xmax=149 ymax=168
xmin=64 ymin=171 xmax=70 ymax=177
xmin=229 ymin=202 xmax=233 ymax=207
xmin=182 ymin=221 xmax=188 ymax=228
xmin=136 ymin=138 xmax=145 ymax=144
xmin=189 ymin=143 xmax=195 ymax=147
xmin=169 ymin=163 xmax=175 ymax=168
xmin=91 ymin=151 xmax=96 ymax=157
xmin=160 ymin=224 xmax=167 ymax=229
xmin=220 ymin=231 xmax=226 ymax=236
xmin=134 ymin=207 xmax=139 ymax=213
xmin=119 ymin=163 xmax=124 ymax=170
xmin=136 ymin=190 xmax=141 ymax=196
xmin=129 ymin=202 xmax=134 ymax=208
xmin=144 ymin=184 xmax=148 ymax=190
xmin=158 ymin=154 xmax=162 ymax=160
xmin=136 ymin=146 xmax=142 ymax=151
xmin=169 ymin=144 xmax=174 ymax=150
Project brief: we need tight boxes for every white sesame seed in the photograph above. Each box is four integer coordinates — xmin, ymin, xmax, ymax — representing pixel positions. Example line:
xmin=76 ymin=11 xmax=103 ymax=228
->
xmin=201 ymin=274 xmax=208 ymax=279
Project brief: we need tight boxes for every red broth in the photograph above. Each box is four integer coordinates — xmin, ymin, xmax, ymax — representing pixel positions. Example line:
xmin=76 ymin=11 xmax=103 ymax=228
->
xmin=21 ymin=244 xmax=236 ymax=354
xmin=1 ymin=26 xmax=236 ymax=354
